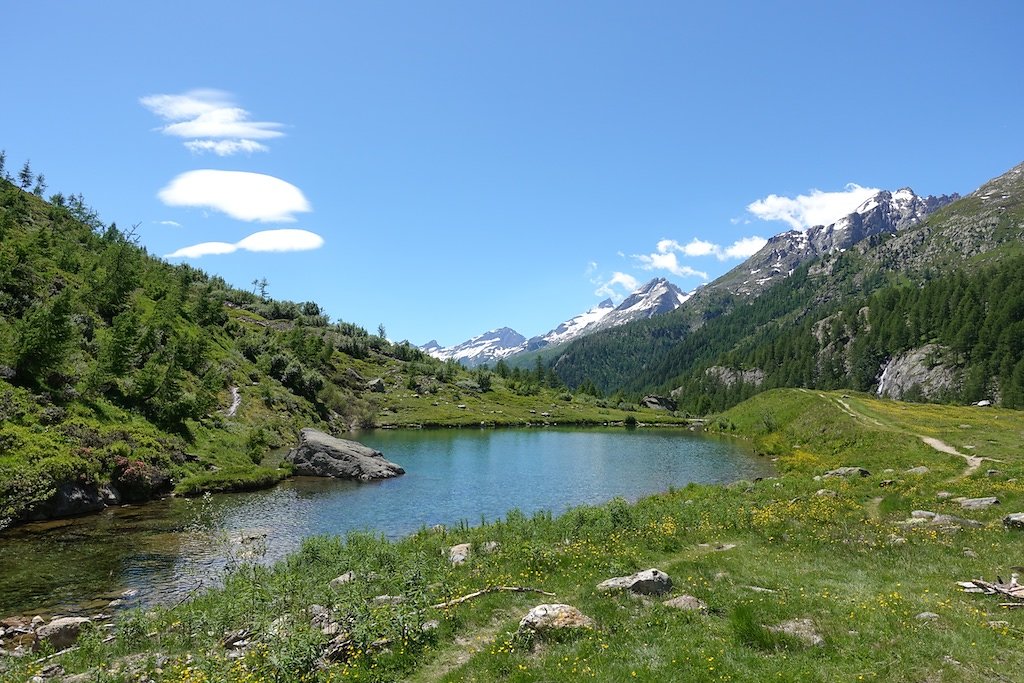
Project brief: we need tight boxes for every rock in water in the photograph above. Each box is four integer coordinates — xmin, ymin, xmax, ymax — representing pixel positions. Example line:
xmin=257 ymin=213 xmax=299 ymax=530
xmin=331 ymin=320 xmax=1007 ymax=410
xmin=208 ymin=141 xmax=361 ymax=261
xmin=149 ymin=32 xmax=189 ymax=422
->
xmin=286 ymin=429 xmax=405 ymax=481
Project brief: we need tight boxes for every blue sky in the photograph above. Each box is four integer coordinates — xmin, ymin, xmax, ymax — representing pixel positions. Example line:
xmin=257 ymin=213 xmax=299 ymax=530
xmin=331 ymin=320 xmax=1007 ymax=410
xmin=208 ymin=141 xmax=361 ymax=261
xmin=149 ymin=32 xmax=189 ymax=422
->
xmin=3 ymin=1 xmax=1023 ymax=346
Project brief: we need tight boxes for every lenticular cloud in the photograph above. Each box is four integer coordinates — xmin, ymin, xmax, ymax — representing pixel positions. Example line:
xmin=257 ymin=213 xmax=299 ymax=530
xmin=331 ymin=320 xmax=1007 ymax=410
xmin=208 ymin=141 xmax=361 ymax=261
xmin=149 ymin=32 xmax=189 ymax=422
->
xmin=157 ymin=170 xmax=311 ymax=223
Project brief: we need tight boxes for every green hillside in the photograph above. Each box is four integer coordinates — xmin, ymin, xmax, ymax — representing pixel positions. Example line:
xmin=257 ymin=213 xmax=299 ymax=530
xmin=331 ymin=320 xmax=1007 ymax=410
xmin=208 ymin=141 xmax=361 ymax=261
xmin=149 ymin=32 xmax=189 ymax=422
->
xmin=0 ymin=160 xmax=685 ymax=529
xmin=551 ymin=162 xmax=1024 ymax=412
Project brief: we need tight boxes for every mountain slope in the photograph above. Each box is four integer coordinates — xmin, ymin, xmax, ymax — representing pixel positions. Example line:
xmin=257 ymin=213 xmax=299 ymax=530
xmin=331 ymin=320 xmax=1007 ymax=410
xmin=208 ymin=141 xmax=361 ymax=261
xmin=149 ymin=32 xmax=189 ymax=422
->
xmin=552 ymin=165 xmax=1023 ymax=408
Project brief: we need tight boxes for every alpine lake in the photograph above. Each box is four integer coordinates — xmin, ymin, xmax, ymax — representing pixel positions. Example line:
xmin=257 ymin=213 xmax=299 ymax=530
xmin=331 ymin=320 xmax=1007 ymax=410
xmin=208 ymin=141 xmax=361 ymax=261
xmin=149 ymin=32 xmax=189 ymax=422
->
xmin=0 ymin=427 xmax=772 ymax=617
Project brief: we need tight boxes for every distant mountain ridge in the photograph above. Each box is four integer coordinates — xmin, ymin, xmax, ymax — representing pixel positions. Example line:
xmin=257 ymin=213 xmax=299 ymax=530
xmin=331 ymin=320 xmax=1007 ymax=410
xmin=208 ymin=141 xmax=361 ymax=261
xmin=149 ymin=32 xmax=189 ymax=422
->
xmin=707 ymin=187 xmax=959 ymax=297
xmin=421 ymin=278 xmax=688 ymax=367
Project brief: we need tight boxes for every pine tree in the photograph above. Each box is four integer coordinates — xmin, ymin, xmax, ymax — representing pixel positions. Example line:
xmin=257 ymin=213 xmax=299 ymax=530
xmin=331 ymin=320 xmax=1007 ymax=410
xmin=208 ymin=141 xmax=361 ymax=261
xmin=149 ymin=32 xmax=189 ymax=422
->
xmin=18 ymin=160 xmax=33 ymax=190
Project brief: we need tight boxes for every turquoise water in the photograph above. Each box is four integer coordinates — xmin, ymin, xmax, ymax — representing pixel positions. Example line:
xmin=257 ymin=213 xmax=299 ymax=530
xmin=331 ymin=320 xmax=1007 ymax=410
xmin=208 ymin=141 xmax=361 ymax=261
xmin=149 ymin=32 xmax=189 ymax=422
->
xmin=0 ymin=428 xmax=770 ymax=616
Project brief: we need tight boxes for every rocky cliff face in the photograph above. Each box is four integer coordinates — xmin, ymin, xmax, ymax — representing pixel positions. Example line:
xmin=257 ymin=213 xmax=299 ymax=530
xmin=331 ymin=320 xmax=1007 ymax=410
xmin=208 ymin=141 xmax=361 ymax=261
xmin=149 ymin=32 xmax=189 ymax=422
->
xmin=876 ymin=344 xmax=960 ymax=401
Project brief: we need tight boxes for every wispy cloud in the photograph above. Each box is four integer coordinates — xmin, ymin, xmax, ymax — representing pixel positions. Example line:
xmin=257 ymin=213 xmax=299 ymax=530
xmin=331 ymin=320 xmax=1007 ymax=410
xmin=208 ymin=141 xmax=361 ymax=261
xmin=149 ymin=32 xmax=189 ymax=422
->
xmin=631 ymin=235 xmax=765 ymax=278
xmin=746 ymin=183 xmax=879 ymax=231
xmin=155 ymin=220 xmax=181 ymax=227
xmin=593 ymin=271 xmax=639 ymax=301
xmin=158 ymin=170 xmax=311 ymax=223
xmin=165 ymin=229 xmax=325 ymax=259
xmin=140 ymin=89 xmax=284 ymax=155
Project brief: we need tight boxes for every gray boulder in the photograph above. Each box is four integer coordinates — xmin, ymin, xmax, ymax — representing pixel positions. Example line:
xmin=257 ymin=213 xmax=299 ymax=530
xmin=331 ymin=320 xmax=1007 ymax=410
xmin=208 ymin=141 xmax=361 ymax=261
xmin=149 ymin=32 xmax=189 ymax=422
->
xmin=662 ymin=595 xmax=707 ymax=612
xmin=36 ymin=617 xmax=91 ymax=651
xmin=640 ymin=395 xmax=676 ymax=411
xmin=823 ymin=467 xmax=870 ymax=479
xmin=597 ymin=568 xmax=672 ymax=596
xmin=960 ymin=497 xmax=999 ymax=510
xmin=517 ymin=604 xmax=594 ymax=635
xmin=1003 ymin=513 xmax=1024 ymax=530
xmin=286 ymin=429 xmax=404 ymax=481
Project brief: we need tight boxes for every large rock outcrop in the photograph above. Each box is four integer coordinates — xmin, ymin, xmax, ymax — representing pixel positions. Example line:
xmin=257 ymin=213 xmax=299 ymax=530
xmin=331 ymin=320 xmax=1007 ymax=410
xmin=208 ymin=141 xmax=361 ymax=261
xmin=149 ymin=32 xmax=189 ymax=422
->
xmin=876 ymin=344 xmax=960 ymax=401
xmin=286 ymin=429 xmax=405 ymax=481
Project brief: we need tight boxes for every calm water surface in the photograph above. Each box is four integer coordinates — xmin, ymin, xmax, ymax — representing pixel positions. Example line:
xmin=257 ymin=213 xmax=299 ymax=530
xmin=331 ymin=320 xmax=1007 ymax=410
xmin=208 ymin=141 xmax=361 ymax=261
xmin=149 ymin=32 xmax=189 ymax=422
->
xmin=0 ymin=428 xmax=770 ymax=616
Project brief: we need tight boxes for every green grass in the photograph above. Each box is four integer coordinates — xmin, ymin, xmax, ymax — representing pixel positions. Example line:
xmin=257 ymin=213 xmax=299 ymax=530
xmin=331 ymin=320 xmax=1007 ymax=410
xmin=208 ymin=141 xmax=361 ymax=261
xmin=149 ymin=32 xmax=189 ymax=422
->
xmin=3 ymin=389 xmax=1023 ymax=682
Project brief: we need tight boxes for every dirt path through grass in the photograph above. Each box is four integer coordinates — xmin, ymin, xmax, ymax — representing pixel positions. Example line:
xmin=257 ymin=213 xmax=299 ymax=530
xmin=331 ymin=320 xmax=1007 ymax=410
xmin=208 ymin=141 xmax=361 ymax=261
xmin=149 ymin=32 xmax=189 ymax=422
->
xmin=829 ymin=394 xmax=986 ymax=480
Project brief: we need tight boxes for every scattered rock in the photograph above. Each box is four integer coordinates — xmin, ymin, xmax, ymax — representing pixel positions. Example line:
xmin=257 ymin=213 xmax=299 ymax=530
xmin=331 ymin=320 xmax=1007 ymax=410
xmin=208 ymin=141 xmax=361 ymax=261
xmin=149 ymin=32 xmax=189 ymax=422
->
xmin=597 ymin=568 xmax=673 ymax=596
xmin=931 ymin=514 xmax=983 ymax=529
xmin=767 ymin=618 xmax=824 ymax=646
xmin=879 ymin=480 xmax=896 ymax=488
xmin=987 ymin=620 xmax=1010 ymax=629
xmin=960 ymin=497 xmax=999 ymax=510
xmin=905 ymin=466 xmax=930 ymax=475
xmin=814 ymin=489 xmax=838 ymax=498
xmin=698 ymin=542 xmax=737 ymax=552
xmin=372 ymin=595 xmax=403 ymax=606
xmin=640 ymin=395 xmax=677 ymax=411
xmin=662 ymin=595 xmax=707 ymax=612
xmin=915 ymin=612 xmax=940 ymax=621
xmin=963 ymin=548 xmax=978 ymax=558
xmin=911 ymin=510 xmax=937 ymax=519
xmin=744 ymin=585 xmax=777 ymax=594
xmin=286 ymin=429 xmax=404 ymax=481
xmin=447 ymin=543 xmax=471 ymax=566
xmin=329 ymin=571 xmax=356 ymax=588
xmin=1003 ymin=513 xmax=1024 ymax=530
xmin=888 ymin=535 xmax=907 ymax=545
xmin=986 ymin=469 xmax=1002 ymax=477
xmin=936 ymin=491 xmax=954 ymax=500
xmin=220 ymin=629 xmax=252 ymax=650
xmin=517 ymin=604 xmax=594 ymax=635
xmin=35 ymin=616 xmax=91 ymax=651
xmin=480 ymin=541 xmax=500 ymax=554
xmin=823 ymin=467 xmax=870 ymax=479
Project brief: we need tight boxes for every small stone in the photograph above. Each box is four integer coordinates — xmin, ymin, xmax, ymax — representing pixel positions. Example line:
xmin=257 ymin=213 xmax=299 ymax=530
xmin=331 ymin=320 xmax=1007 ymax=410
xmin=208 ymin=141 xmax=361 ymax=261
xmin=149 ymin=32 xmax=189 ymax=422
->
xmin=963 ymin=548 xmax=978 ymax=558
xmin=878 ymin=480 xmax=896 ymax=488
xmin=823 ymin=467 xmax=870 ymax=479
xmin=960 ymin=496 xmax=999 ymax=510
xmin=372 ymin=595 xmax=403 ymax=606
xmin=911 ymin=510 xmax=937 ymax=520
xmin=931 ymin=514 xmax=983 ymax=529
xmin=888 ymin=535 xmax=907 ymax=545
xmin=1003 ymin=512 xmax=1024 ymax=530
xmin=31 ymin=616 xmax=44 ymax=627
xmin=517 ymin=604 xmax=594 ymax=635
xmin=480 ymin=541 xmax=500 ymax=554
xmin=936 ymin=491 xmax=954 ymax=500
xmin=767 ymin=618 xmax=823 ymax=646
xmin=744 ymin=585 xmax=777 ymax=593
xmin=329 ymin=571 xmax=355 ymax=588
xmin=814 ymin=489 xmax=837 ymax=498
xmin=987 ymin=621 xmax=1010 ymax=629
xmin=596 ymin=568 xmax=673 ymax=596
xmin=447 ymin=543 xmax=471 ymax=566
xmin=986 ymin=469 xmax=1001 ymax=477
xmin=915 ymin=612 xmax=940 ymax=620
xmin=662 ymin=595 xmax=707 ymax=612
xmin=421 ymin=620 xmax=440 ymax=633
xmin=905 ymin=466 xmax=930 ymax=475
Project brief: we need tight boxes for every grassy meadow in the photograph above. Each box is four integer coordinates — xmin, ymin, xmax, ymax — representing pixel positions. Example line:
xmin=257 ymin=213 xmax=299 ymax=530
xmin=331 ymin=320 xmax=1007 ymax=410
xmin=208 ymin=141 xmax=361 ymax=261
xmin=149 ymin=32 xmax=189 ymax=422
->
xmin=4 ymin=389 xmax=1023 ymax=682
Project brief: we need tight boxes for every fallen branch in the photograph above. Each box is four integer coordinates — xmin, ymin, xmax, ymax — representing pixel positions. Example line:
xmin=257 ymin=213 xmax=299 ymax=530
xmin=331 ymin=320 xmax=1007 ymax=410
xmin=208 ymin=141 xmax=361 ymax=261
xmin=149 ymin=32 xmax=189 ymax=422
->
xmin=432 ymin=586 xmax=555 ymax=609
xmin=957 ymin=574 xmax=1024 ymax=601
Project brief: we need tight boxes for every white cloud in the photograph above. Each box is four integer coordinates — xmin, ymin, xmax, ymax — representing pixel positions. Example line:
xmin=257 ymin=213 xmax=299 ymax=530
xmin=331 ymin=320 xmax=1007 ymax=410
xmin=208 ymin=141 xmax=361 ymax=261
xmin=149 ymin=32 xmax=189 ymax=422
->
xmin=632 ymin=235 xmax=765 ymax=276
xmin=594 ymin=272 xmax=639 ymax=300
xmin=236 ymin=229 xmax=325 ymax=253
xmin=140 ymin=89 xmax=284 ymax=155
xmin=158 ymin=170 xmax=311 ymax=223
xmin=165 ymin=229 xmax=325 ymax=259
xmin=746 ymin=183 xmax=880 ymax=231
xmin=156 ymin=220 xmax=181 ymax=227
xmin=184 ymin=139 xmax=269 ymax=156
xmin=723 ymin=235 xmax=768 ymax=259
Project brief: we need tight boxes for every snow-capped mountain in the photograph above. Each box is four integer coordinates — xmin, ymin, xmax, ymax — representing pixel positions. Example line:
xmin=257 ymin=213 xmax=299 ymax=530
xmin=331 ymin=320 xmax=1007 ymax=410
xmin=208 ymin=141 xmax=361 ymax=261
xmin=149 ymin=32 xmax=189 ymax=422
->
xmin=421 ymin=327 xmax=527 ymax=367
xmin=420 ymin=278 xmax=690 ymax=367
xmin=711 ymin=188 xmax=958 ymax=297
